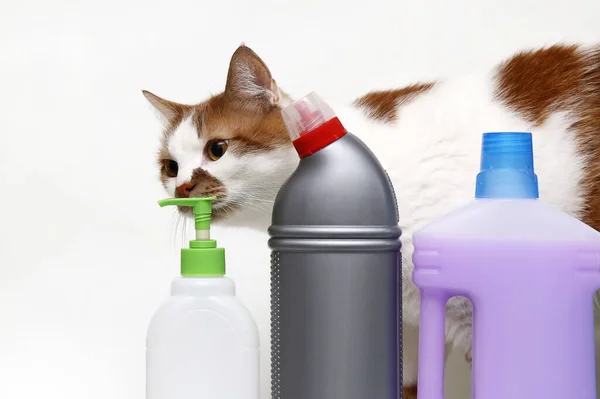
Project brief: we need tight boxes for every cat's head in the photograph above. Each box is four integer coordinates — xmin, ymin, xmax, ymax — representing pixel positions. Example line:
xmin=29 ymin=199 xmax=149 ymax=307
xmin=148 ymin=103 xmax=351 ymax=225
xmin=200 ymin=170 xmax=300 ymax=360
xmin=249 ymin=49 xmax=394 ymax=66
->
xmin=143 ymin=45 xmax=298 ymax=226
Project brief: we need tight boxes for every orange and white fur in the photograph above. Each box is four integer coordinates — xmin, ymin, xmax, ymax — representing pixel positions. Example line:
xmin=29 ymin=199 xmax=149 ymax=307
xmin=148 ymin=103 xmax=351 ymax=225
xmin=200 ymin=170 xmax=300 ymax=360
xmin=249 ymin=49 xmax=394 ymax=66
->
xmin=143 ymin=44 xmax=600 ymax=398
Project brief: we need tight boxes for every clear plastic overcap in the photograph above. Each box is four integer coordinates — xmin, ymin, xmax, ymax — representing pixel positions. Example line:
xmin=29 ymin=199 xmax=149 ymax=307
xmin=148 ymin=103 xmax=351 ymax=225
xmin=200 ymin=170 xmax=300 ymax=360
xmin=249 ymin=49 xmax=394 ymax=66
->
xmin=281 ymin=92 xmax=336 ymax=141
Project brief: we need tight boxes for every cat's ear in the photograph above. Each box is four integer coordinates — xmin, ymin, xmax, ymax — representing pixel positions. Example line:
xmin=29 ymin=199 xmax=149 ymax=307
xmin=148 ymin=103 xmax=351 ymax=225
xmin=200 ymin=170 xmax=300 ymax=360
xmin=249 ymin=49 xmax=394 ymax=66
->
xmin=224 ymin=45 xmax=290 ymax=110
xmin=142 ymin=90 xmax=184 ymax=122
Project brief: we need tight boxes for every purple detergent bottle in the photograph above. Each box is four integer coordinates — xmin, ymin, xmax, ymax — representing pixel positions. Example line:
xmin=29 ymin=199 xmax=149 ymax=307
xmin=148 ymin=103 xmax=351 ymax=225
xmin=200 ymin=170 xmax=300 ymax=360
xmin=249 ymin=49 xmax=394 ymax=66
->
xmin=413 ymin=132 xmax=600 ymax=399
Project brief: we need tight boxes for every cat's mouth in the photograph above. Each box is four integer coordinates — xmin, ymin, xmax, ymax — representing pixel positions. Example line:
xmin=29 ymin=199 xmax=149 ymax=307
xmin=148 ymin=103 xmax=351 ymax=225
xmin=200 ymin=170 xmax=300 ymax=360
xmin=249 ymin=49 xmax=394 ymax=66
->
xmin=176 ymin=196 xmax=238 ymax=222
xmin=210 ymin=198 xmax=242 ymax=222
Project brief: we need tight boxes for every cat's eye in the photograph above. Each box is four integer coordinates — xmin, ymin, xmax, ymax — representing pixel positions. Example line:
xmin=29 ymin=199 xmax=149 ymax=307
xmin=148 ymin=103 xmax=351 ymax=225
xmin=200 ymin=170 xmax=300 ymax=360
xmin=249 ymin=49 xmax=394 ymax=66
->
xmin=163 ymin=159 xmax=178 ymax=177
xmin=207 ymin=140 xmax=228 ymax=161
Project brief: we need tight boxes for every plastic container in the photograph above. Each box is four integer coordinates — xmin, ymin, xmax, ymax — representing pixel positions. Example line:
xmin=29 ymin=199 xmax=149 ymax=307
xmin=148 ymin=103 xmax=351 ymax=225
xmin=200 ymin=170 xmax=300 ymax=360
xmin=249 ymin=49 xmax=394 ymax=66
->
xmin=413 ymin=132 xmax=600 ymax=399
xmin=147 ymin=197 xmax=260 ymax=399
xmin=269 ymin=92 xmax=402 ymax=399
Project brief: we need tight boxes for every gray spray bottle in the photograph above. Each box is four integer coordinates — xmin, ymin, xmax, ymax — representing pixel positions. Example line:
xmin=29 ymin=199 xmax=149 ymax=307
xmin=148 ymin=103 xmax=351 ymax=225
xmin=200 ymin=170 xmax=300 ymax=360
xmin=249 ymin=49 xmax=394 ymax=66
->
xmin=268 ymin=92 xmax=402 ymax=399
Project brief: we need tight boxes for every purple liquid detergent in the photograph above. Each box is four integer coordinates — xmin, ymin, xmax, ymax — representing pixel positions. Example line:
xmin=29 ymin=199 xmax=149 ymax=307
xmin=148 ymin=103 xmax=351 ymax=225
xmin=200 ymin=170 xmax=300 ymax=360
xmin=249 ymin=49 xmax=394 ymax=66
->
xmin=413 ymin=132 xmax=600 ymax=399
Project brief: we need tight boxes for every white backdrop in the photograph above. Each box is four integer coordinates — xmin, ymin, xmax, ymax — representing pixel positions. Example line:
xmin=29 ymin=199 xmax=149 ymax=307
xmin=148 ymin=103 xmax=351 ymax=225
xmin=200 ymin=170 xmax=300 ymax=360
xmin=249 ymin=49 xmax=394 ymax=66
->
xmin=1 ymin=1 xmax=599 ymax=398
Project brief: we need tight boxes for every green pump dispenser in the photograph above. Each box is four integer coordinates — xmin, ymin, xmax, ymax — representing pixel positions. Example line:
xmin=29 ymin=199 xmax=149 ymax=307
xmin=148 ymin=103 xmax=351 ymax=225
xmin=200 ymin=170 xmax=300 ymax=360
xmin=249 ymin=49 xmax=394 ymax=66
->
xmin=158 ymin=196 xmax=225 ymax=277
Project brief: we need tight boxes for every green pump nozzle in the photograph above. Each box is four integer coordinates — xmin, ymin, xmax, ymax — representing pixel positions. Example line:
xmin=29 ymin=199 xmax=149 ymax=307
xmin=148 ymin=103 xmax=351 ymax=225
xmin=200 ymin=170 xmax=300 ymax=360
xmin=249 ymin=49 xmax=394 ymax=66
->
xmin=158 ymin=196 xmax=216 ymax=240
xmin=158 ymin=196 xmax=225 ymax=277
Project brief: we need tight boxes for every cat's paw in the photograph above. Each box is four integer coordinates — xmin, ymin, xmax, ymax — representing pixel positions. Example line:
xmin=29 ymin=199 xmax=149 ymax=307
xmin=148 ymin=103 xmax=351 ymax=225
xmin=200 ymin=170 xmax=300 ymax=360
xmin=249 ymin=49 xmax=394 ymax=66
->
xmin=465 ymin=347 xmax=472 ymax=363
xmin=402 ymin=385 xmax=418 ymax=399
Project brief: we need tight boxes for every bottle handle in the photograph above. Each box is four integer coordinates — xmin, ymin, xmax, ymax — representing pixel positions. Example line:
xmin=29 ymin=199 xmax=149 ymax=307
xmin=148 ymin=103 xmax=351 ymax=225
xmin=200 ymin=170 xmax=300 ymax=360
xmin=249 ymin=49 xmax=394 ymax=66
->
xmin=417 ymin=289 xmax=448 ymax=399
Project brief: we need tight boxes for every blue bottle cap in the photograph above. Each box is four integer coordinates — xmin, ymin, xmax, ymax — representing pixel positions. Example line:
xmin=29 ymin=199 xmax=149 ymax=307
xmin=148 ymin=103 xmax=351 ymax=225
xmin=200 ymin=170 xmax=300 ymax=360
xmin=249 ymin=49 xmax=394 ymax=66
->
xmin=475 ymin=132 xmax=539 ymax=199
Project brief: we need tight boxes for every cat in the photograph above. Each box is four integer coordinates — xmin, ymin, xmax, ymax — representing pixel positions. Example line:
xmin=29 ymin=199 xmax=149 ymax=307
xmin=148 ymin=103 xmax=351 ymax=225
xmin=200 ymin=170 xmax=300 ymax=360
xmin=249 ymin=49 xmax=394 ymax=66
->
xmin=143 ymin=43 xmax=600 ymax=398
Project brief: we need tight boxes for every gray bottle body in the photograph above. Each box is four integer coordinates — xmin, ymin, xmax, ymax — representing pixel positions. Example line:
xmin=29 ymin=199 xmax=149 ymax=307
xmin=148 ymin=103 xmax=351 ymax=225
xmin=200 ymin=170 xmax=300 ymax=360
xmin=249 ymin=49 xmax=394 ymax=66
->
xmin=269 ymin=133 xmax=402 ymax=399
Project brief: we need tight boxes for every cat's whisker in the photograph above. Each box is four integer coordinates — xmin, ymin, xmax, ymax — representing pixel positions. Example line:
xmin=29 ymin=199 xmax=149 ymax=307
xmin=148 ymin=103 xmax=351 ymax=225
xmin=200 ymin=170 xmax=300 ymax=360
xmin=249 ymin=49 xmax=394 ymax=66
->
xmin=181 ymin=215 xmax=189 ymax=247
xmin=242 ymin=195 xmax=275 ymax=205
xmin=220 ymin=203 xmax=236 ymax=219
xmin=225 ymin=188 xmax=276 ymax=207
xmin=226 ymin=193 xmax=271 ymax=210
xmin=233 ymin=201 xmax=272 ymax=216
xmin=172 ymin=211 xmax=182 ymax=249
xmin=167 ymin=209 xmax=178 ymax=243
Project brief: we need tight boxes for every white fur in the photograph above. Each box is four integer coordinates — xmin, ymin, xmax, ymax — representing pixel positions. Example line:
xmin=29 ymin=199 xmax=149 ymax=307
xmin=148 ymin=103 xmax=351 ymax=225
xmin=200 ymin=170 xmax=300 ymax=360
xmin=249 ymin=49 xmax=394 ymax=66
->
xmin=162 ymin=69 xmax=586 ymax=389
xmin=167 ymin=113 xmax=204 ymax=189
xmin=235 ymin=62 xmax=271 ymax=99
xmin=335 ymin=72 xmax=586 ymax=384
xmin=166 ymin=114 xmax=298 ymax=224
xmin=233 ymin=61 xmax=292 ymax=109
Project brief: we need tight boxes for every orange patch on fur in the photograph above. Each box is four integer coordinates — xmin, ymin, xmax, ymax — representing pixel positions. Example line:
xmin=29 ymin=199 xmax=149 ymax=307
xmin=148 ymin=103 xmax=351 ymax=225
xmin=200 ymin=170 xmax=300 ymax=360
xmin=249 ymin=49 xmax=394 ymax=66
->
xmin=495 ymin=44 xmax=600 ymax=231
xmin=353 ymin=83 xmax=435 ymax=122
xmin=573 ymin=48 xmax=600 ymax=231
xmin=192 ymin=94 xmax=291 ymax=154
xmin=153 ymin=93 xmax=291 ymax=182
xmin=465 ymin=348 xmax=472 ymax=363
xmin=495 ymin=45 xmax=584 ymax=125
xmin=403 ymin=385 xmax=418 ymax=399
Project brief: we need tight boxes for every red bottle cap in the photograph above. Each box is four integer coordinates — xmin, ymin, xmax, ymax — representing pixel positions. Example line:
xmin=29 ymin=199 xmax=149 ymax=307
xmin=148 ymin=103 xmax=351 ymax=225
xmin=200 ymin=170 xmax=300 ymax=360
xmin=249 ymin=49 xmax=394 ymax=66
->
xmin=281 ymin=92 xmax=347 ymax=158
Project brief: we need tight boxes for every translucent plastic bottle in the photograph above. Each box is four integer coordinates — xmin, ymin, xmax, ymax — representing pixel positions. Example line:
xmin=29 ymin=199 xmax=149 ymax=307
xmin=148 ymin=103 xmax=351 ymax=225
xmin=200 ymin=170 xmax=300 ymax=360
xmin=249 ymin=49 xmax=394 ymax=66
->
xmin=269 ymin=92 xmax=402 ymax=399
xmin=147 ymin=197 xmax=260 ymax=399
xmin=413 ymin=132 xmax=600 ymax=399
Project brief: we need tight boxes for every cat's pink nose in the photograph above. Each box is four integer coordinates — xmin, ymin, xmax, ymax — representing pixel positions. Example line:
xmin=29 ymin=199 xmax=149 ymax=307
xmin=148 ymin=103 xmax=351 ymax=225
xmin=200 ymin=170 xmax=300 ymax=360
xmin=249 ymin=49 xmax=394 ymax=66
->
xmin=176 ymin=182 xmax=195 ymax=198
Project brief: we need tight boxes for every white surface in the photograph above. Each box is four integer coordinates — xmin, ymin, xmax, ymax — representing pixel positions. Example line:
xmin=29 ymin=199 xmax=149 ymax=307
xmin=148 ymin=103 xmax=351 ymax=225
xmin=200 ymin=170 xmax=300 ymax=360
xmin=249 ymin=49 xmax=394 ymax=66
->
xmin=147 ymin=277 xmax=259 ymax=399
xmin=1 ymin=1 xmax=599 ymax=399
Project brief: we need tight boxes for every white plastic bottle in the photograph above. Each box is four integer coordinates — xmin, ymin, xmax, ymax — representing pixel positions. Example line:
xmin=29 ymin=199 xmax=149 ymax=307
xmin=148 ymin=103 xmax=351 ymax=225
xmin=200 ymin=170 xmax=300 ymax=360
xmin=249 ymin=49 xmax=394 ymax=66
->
xmin=147 ymin=197 xmax=260 ymax=399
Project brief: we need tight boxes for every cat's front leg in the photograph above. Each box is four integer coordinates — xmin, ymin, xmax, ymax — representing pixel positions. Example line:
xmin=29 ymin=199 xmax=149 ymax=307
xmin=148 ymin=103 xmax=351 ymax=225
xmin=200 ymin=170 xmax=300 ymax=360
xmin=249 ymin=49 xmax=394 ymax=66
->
xmin=445 ymin=295 xmax=474 ymax=365
xmin=402 ymin=322 xmax=419 ymax=398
